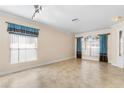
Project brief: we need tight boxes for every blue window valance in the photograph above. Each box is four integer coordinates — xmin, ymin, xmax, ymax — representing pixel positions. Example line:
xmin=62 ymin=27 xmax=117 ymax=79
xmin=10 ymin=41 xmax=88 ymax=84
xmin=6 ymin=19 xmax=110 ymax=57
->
xmin=7 ymin=22 xmax=39 ymax=37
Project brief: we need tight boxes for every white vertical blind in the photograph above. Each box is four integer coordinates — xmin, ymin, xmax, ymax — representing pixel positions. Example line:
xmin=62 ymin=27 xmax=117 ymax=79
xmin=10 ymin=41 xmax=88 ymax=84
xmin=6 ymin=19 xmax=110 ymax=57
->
xmin=82 ymin=36 xmax=100 ymax=57
xmin=10 ymin=34 xmax=37 ymax=64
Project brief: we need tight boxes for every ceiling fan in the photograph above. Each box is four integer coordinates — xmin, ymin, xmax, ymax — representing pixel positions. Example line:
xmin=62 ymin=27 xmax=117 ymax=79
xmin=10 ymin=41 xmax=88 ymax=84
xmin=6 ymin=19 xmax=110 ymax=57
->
xmin=112 ymin=16 xmax=124 ymax=22
xmin=32 ymin=5 xmax=42 ymax=20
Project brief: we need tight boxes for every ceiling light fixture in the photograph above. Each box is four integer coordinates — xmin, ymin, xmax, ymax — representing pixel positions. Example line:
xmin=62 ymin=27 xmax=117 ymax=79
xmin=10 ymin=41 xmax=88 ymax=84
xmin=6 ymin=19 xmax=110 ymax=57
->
xmin=32 ymin=5 xmax=42 ymax=20
xmin=112 ymin=16 xmax=124 ymax=22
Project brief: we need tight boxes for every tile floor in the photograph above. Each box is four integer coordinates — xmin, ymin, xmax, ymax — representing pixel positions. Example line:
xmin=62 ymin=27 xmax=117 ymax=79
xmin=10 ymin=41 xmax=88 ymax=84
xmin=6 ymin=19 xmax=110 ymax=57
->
xmin=0 ymin=59 xmax=124 ymax=88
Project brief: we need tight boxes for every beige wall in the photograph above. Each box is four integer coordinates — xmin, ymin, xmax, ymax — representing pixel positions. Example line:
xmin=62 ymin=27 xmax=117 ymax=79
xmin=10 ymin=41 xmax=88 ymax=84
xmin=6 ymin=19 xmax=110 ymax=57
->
xmin=0 ymin=13 xmax=75 ymax=75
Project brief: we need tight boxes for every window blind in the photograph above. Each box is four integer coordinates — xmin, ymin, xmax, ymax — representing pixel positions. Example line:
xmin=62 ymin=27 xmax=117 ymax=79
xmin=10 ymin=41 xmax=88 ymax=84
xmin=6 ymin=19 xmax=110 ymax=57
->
xmin=10 ymin=34 xmax=37 ymax=64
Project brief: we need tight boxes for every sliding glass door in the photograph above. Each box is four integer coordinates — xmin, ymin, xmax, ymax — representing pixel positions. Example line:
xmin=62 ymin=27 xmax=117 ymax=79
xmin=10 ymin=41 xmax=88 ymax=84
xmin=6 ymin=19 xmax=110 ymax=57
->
xmin=82 ymin=35 xmax=100 ymax=61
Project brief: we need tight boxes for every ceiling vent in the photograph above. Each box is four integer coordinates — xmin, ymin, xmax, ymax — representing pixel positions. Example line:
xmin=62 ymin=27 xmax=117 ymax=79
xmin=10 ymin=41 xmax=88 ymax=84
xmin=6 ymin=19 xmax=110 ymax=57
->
xmin=72 ymin=18 xmax=80 ymax=22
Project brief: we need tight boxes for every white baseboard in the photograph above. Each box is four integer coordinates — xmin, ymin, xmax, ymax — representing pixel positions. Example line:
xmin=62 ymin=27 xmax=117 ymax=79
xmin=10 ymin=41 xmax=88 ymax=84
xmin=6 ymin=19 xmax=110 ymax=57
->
xmin=42 ymin=56 xmax=75 ymax=66
xmin=111 ymin=63 xmax=124 ymax=68
xmin=0 ymin=56 xmax=74 ymax=76
xmin=111 ymin=57 xmax=124 ymax=68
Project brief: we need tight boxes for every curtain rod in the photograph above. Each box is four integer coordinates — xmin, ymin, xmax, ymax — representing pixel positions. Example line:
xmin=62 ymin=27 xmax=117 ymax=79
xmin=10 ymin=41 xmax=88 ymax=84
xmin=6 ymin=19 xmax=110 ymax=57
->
xmin=5 ymin=21 xmax=40 ymax=30
xmin=5 ymin=21 xmax=14 ymax=24
xmin=75 ymin=36 xmax=83 ymax=38
xmin=97 ymin=33 xmax=111 ymax=36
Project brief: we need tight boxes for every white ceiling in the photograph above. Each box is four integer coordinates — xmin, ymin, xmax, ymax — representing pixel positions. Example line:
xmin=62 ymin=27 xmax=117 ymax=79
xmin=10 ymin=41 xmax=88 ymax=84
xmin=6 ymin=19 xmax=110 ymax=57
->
xmin=0 ymin=5 xmax=124 ymax=33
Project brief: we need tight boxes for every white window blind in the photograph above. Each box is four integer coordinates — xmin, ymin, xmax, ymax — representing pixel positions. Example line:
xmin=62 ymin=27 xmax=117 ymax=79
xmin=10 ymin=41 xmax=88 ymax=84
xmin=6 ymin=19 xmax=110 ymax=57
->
xmin=10 ymin=34 xmax=37 ymax=64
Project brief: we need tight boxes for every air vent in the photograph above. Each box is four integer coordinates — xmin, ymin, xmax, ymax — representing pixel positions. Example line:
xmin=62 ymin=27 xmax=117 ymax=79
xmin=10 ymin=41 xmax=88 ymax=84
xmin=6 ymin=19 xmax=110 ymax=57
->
xmin=72 ymin=18 xmax=80 ymax=22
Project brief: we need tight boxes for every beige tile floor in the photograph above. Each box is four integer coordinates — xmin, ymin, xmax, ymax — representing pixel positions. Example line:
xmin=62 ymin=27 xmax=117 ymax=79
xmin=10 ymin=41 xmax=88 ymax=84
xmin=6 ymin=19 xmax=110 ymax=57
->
xmin=0 ymin=59 xmax=124 ymax=88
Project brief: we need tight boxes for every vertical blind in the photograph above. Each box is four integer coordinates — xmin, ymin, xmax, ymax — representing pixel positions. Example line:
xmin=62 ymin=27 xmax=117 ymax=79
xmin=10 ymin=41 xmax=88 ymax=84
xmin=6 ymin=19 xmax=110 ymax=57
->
xmin=82 ymin=36 xmax=100 ymax=57
xmin=7 ymin=22 xmax=39 ymax=64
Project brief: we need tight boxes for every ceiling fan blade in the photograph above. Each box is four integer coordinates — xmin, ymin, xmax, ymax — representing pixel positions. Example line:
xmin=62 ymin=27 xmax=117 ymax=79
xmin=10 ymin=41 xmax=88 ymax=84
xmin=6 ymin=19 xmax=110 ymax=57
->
xmin=40 ymin=6 xmax=42 ymax=10
xmin=32 ymin=12 xmax=36 ymax=19
xmin=34 ymin=5 xmax=39 ymax=9
xmin=32 ymin=5 xmax=42 ymax=20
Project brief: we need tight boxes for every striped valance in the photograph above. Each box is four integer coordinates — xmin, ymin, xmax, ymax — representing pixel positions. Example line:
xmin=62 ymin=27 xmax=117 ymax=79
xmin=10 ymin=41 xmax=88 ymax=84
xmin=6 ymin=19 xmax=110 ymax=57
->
xmin=7 ymin=22 xmax=39 ymax=37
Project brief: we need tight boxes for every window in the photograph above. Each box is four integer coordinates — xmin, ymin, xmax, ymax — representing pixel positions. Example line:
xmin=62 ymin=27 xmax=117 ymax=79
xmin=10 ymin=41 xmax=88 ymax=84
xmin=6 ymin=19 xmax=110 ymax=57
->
xmin=119 ymin=31 xmax=123 ymax=56
xmin=10 ymin=34 xmax=37 ymax=64
xmin=82 ymin=36 xmax=100 ymax=57
xmin=7 ymin=22 xmax=39 ymax=64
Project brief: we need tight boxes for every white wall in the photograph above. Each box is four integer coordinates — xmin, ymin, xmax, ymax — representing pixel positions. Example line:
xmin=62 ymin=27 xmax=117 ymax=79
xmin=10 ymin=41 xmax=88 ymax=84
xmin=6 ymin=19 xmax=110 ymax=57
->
xmin=110 ymin=21 xmax=124 ymax=68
